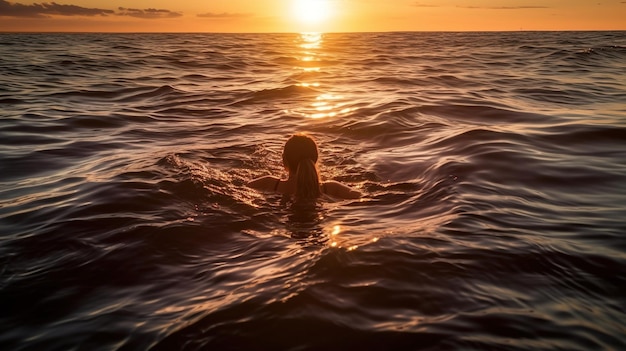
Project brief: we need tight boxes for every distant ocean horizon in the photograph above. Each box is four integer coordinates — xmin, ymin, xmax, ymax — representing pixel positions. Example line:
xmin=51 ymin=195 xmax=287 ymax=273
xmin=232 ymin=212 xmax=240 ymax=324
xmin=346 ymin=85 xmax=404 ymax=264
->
xmin=2 ymin=29 xmax=626 ymax=34
xmin=1 ymin=31 xmax=625 ymax=350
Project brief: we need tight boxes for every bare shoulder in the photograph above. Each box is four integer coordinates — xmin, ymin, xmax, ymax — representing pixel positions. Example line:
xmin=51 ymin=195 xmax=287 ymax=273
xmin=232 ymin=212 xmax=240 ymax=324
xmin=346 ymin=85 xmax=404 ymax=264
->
xmin=323 ymin=180 xmax=362 ymax=200
xmin=247 ymin=176 xmax=279 ymax=192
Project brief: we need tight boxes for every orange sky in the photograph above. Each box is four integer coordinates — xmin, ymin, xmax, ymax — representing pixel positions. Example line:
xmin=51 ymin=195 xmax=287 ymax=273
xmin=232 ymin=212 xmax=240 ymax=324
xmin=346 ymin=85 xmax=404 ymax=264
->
xmin=1 ymin=0 xmax=625 ymax=32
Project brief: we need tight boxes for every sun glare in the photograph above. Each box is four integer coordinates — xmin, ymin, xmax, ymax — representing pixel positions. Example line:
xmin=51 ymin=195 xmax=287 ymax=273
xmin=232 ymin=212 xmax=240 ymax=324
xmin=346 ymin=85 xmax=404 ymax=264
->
xmin=291 ymin=0 xmax=332 ymax=25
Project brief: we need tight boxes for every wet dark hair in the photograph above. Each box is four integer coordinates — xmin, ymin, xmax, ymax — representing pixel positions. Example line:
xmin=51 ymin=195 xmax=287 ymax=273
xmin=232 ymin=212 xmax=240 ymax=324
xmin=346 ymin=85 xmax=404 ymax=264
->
xmin=282 ymin=134 xmax=321 ymax=198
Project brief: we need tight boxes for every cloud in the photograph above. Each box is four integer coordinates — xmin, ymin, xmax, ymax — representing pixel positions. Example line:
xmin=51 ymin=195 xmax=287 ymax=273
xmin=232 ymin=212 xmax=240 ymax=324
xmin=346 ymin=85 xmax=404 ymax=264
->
xmin=0 ymin=1 xmax=182 ymax=19
xmin=117 ymin=7 xmax=182 ymax=19
xmin=197 ymin=12 xmax=251 ymax=19
xmin=412 ymin=2 xmax=438 ymax=7
xmin=0 ymin=0 xmax=113 ymax=17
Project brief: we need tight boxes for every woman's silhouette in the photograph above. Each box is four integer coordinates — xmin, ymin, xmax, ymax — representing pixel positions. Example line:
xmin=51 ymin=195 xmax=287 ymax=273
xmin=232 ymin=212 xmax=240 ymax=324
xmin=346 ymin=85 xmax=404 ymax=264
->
xmin=247 ymin=134 xmax=361 ymax=199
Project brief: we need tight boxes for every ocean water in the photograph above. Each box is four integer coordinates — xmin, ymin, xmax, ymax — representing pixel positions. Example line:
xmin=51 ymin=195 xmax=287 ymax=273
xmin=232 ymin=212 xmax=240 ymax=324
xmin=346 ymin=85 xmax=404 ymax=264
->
xmin=1 ymin=31 xmax=625 ymax=350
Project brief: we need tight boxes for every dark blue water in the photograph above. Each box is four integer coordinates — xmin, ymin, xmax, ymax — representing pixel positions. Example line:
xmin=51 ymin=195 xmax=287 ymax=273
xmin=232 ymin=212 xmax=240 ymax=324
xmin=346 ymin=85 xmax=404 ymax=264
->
xmin=1 ymin=31 xmax=625 ymax=350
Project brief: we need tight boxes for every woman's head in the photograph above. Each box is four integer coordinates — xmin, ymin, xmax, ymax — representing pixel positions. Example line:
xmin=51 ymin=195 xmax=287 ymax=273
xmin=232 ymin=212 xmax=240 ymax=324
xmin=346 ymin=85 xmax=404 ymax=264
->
xmin=283 ymin=134 xmax=320 ymax=198
xmin=282 ymin=134 xmax=319 ymax=171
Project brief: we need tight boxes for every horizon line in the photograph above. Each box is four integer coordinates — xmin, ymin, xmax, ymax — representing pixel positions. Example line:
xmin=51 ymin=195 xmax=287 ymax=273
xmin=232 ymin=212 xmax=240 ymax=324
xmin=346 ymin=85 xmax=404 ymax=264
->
xmin=2 ymin=29 xmax=625 ymax=34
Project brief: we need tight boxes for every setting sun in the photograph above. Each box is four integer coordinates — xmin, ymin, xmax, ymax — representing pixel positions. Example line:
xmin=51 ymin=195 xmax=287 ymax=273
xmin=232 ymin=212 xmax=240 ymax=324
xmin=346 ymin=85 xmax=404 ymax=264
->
xmin=0 ymin=0 xmax=624 ymax=32
xmin=291 ymin=0 xmax=333 ymax=26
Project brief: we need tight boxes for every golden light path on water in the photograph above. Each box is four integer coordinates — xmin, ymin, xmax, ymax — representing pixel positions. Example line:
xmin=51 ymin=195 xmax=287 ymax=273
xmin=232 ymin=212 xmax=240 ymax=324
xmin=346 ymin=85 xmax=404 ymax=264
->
xmin=289 ymin=32 xmax=356 ymax=119
xmin=283 ymin=33 xmax=447 ymax=252
xmin=281 ymin=33 xmax=455 ymax=252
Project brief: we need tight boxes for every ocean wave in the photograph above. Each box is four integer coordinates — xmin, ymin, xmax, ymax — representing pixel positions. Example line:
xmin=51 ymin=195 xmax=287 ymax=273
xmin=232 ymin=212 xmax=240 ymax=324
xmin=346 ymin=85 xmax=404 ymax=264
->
xmin=230 ymin=84 xmax=320 ymax=105
xmin=1 ymin=31 xmax=625 ymax=351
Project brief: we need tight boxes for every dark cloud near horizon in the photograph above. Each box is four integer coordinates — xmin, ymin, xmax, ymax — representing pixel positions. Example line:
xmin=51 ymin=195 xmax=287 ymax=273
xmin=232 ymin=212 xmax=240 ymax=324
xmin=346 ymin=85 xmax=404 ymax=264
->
xmin=197 ymin=12 xmax=251 ymax=18
xmin=117 ymin=7 xmax=182 ymax=19
xmin=0 ymin=0 xmax=113 ymax=17
xmin=0 ymin=1 xmax=182 ymax=19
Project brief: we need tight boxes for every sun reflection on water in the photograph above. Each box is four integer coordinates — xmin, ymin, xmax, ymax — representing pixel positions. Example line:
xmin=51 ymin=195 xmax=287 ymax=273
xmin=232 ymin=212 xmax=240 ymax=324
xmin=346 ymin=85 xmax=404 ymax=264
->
xmin=329 ymin=224 xmax=340 ymax=247
xmin=286 ymin=32 xmax=356 ymax=120
xmin=325 ymin=224 xmax=380 ymax=251
xmin=299 ymin=32 xmax=323 ymax=49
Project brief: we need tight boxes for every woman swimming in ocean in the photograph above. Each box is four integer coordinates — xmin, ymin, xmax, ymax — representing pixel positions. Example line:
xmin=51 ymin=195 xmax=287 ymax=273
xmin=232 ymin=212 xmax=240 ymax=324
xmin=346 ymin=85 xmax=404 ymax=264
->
xmin=247 ymin=134 xmax=361 ymax=199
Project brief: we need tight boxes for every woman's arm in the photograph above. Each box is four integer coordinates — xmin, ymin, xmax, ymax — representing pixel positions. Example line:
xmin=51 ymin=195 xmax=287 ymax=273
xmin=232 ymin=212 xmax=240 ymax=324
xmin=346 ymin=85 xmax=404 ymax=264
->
xmin=323 ymin=180 xmax=362 ymax=199
xmin=246 ymin=176 xmax=279 ymax=192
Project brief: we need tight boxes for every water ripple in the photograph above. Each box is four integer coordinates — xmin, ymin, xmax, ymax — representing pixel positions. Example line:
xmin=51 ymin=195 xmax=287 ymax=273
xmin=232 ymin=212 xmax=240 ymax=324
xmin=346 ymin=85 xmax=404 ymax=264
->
xmin=1 ymin=31 xmax=625 ymax=351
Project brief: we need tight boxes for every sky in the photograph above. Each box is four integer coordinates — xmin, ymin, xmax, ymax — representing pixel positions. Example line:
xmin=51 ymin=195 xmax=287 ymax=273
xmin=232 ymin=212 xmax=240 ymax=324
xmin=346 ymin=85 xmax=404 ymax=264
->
xmin=0 ymin=0 xmax=625 ymax=33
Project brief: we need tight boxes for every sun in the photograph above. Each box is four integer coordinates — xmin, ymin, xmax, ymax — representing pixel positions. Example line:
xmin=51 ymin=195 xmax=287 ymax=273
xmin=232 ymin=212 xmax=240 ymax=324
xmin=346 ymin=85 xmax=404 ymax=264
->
xmin=291 ymin=0 xmax=332 ymax=26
